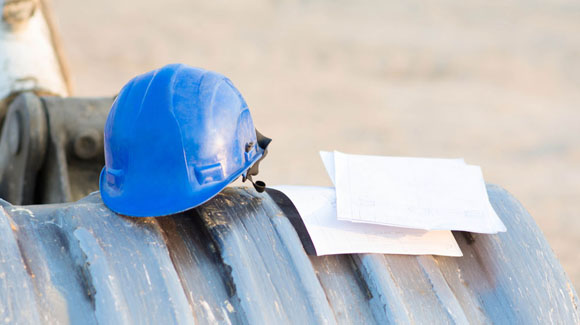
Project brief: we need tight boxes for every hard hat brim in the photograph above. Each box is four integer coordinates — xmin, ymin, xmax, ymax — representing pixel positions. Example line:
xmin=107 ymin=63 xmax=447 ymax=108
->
xmin=99 ymin=153 xmax=263 ymax=217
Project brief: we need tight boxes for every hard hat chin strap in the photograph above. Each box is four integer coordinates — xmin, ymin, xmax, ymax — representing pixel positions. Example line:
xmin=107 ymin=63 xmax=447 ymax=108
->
xmin=243 ymin=128 xmax=271 ymax=193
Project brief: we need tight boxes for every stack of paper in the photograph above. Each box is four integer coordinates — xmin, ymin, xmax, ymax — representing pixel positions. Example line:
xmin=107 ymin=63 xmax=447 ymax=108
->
xmin=272 ymin=151 xmax=506 ymax=257
xmin=272 ymin=185 xmax=463 ymax=256
xmin=321 ymin=151 xmax=506 ymax=233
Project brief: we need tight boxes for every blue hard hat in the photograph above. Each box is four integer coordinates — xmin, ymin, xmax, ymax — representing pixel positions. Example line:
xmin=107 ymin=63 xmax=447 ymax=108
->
xmin=99 ymin=64 xmax=271 ymax=217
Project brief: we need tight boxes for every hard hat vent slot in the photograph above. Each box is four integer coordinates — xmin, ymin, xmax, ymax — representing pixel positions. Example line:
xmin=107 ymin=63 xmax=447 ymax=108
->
xmin=245 ymin=142 xmax=256 ymax=162
xmin=194 ymin=163 xmax=224 ymax=185
xmin=105 ymin=168 xmax=125 ymax=191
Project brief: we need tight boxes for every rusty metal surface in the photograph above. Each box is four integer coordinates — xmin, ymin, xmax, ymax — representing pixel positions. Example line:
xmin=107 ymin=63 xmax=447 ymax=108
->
xmin=0 ymin=185 xmax=578 ymax=324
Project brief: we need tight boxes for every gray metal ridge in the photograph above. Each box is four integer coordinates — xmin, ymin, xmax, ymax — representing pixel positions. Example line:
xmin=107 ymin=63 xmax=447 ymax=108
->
xmin=0 ymin=185 xmax=577 ymax=324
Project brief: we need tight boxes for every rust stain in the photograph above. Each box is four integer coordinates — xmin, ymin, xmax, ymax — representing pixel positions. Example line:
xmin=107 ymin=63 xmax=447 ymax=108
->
xmin=567 ymin=282 xmax=578 ymax=311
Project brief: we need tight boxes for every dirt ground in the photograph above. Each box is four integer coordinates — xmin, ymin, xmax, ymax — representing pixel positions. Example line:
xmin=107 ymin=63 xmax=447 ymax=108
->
xmin=52 ymin=0 xmax=579 ymax=289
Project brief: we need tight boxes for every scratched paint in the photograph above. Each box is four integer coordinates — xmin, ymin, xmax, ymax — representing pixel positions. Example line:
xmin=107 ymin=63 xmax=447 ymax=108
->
xmin=0 ymin=187 xmax=578 ymax=324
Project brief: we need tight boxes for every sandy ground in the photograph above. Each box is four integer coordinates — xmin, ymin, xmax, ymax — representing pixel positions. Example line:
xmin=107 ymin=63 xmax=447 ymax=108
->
xmin=52 ymin=0 xmax=579 ymax=289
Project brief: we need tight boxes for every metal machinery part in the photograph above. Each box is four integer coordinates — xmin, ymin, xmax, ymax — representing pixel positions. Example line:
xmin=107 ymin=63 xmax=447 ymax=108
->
xmin=0 ymin=94 xmax=577 ymax=323
xmin=0 ymin=1 xmax=577 ymax=323
xmin=0 ymin=185 xmax=577 ymax=323
xmin=0 ymin=92 xmax=113 ymax=205
xmin=0 ymin=0 xmax=70 ymax=109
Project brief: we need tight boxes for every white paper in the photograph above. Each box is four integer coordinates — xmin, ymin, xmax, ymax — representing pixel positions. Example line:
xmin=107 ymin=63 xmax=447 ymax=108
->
xmin=272 ymin=185 xmax=462 ymax=256
xmin=327 ymin=151 xmax=506 ymax=233
xmin=321 ymin=151 xmax=465 ymax=183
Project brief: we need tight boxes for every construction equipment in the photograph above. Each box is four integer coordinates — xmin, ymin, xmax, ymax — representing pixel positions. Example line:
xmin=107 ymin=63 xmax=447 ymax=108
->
xmin=0 ymin=1 xmax=578 ymax=323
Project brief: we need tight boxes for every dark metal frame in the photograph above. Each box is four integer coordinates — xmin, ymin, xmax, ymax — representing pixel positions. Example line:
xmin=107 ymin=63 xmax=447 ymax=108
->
xmin=0 ymin=92 xmax=113 ymax=204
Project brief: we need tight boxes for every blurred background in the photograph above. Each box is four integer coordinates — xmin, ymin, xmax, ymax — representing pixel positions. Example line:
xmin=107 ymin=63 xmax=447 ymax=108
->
xmin=52 ymin=0 xmax=579 ymax=289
